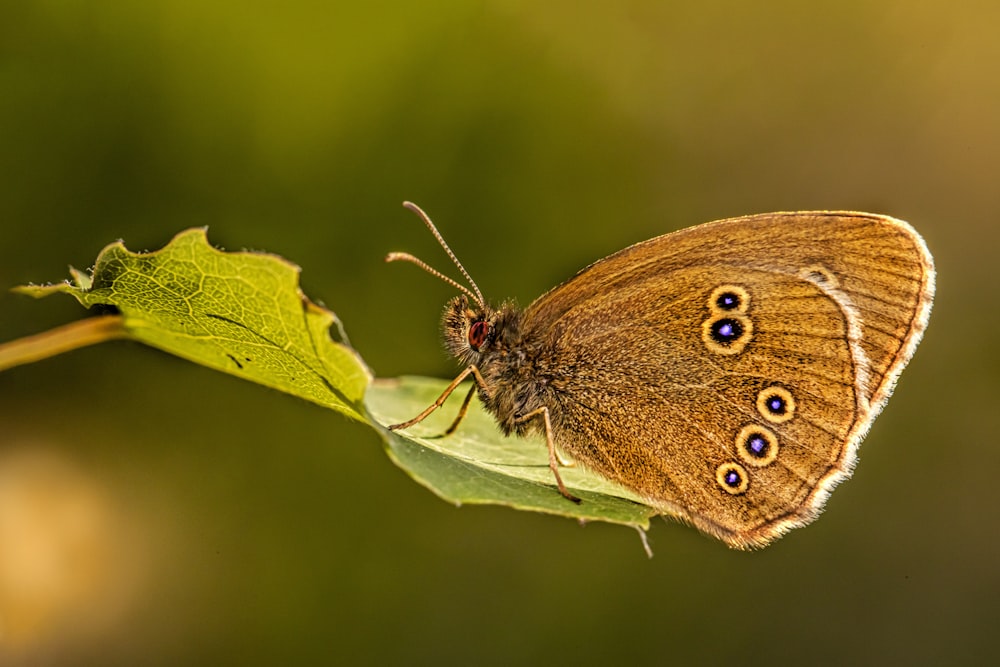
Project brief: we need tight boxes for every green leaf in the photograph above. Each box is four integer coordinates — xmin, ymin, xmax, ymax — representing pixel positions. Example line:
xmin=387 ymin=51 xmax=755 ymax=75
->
xmin=14 ymin=229 xmax=656 ymax=530
xmin=365 ymin=376 xmax=657 ymax=528
xmin=17 ymin=228 xmax=371 ymax=422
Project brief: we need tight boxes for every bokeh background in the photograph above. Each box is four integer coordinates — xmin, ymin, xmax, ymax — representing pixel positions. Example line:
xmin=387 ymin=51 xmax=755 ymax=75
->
xmin=1 ymin=1 xmax=996 ymax=665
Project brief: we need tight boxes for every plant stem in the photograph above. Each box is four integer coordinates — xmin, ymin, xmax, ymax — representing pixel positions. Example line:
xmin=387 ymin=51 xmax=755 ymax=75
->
xmin=0 ymin=316 xmax=127 ymax=371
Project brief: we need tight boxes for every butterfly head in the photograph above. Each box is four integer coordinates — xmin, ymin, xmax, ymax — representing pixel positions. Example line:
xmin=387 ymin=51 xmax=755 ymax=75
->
xmin=442 ymin=295 xmax=525 ymax=365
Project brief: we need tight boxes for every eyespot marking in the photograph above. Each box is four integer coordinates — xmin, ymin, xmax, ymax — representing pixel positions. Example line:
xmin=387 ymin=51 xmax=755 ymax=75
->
xmin=701 ymin=313 xmax=753 ymax=355
xmin=736 ymin=425 xmax=779 ymax=467
xmin=756 ymin=386 xmax=796 ymax=424
xmin=716 ymin=462 xmax=750 ymax=494
xmin=708 ymin=285 xmax=751 ymax=314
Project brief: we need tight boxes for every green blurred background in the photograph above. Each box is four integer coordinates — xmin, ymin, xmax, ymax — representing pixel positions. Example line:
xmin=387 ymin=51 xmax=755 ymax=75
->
xmin=0 ymin=1 xmax=996 ymax=665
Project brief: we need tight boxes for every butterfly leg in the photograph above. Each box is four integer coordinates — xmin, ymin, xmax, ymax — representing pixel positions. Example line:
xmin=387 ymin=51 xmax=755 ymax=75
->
xmin=515 ymin=407 xmax=581 ymax=504
xmin=388 ymin=365 xmax=486 ymax=432
xmin=442 ymin=383 xmax=477 ymax=435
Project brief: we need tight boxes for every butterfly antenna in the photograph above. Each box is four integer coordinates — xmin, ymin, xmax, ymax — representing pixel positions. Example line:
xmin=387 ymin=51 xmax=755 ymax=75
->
xmin=385 ymin=251 xmax=482 ymax=305
xmin=387 ymin=201 xmax=486 ymax=308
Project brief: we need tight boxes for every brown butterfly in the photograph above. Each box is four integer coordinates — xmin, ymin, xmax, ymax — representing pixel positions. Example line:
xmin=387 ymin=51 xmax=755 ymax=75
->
xmin=387 ymin=202 xmax=934 ymax=548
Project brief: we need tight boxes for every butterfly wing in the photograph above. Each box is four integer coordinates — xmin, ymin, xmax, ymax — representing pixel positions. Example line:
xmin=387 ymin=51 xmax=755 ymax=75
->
xmin=523 ymin=212 xmax=934 ymax=547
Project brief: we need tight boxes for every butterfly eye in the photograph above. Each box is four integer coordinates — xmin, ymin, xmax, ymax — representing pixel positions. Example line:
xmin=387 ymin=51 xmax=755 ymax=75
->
xmin=468 ymin=320 xmax=489 ymax=350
